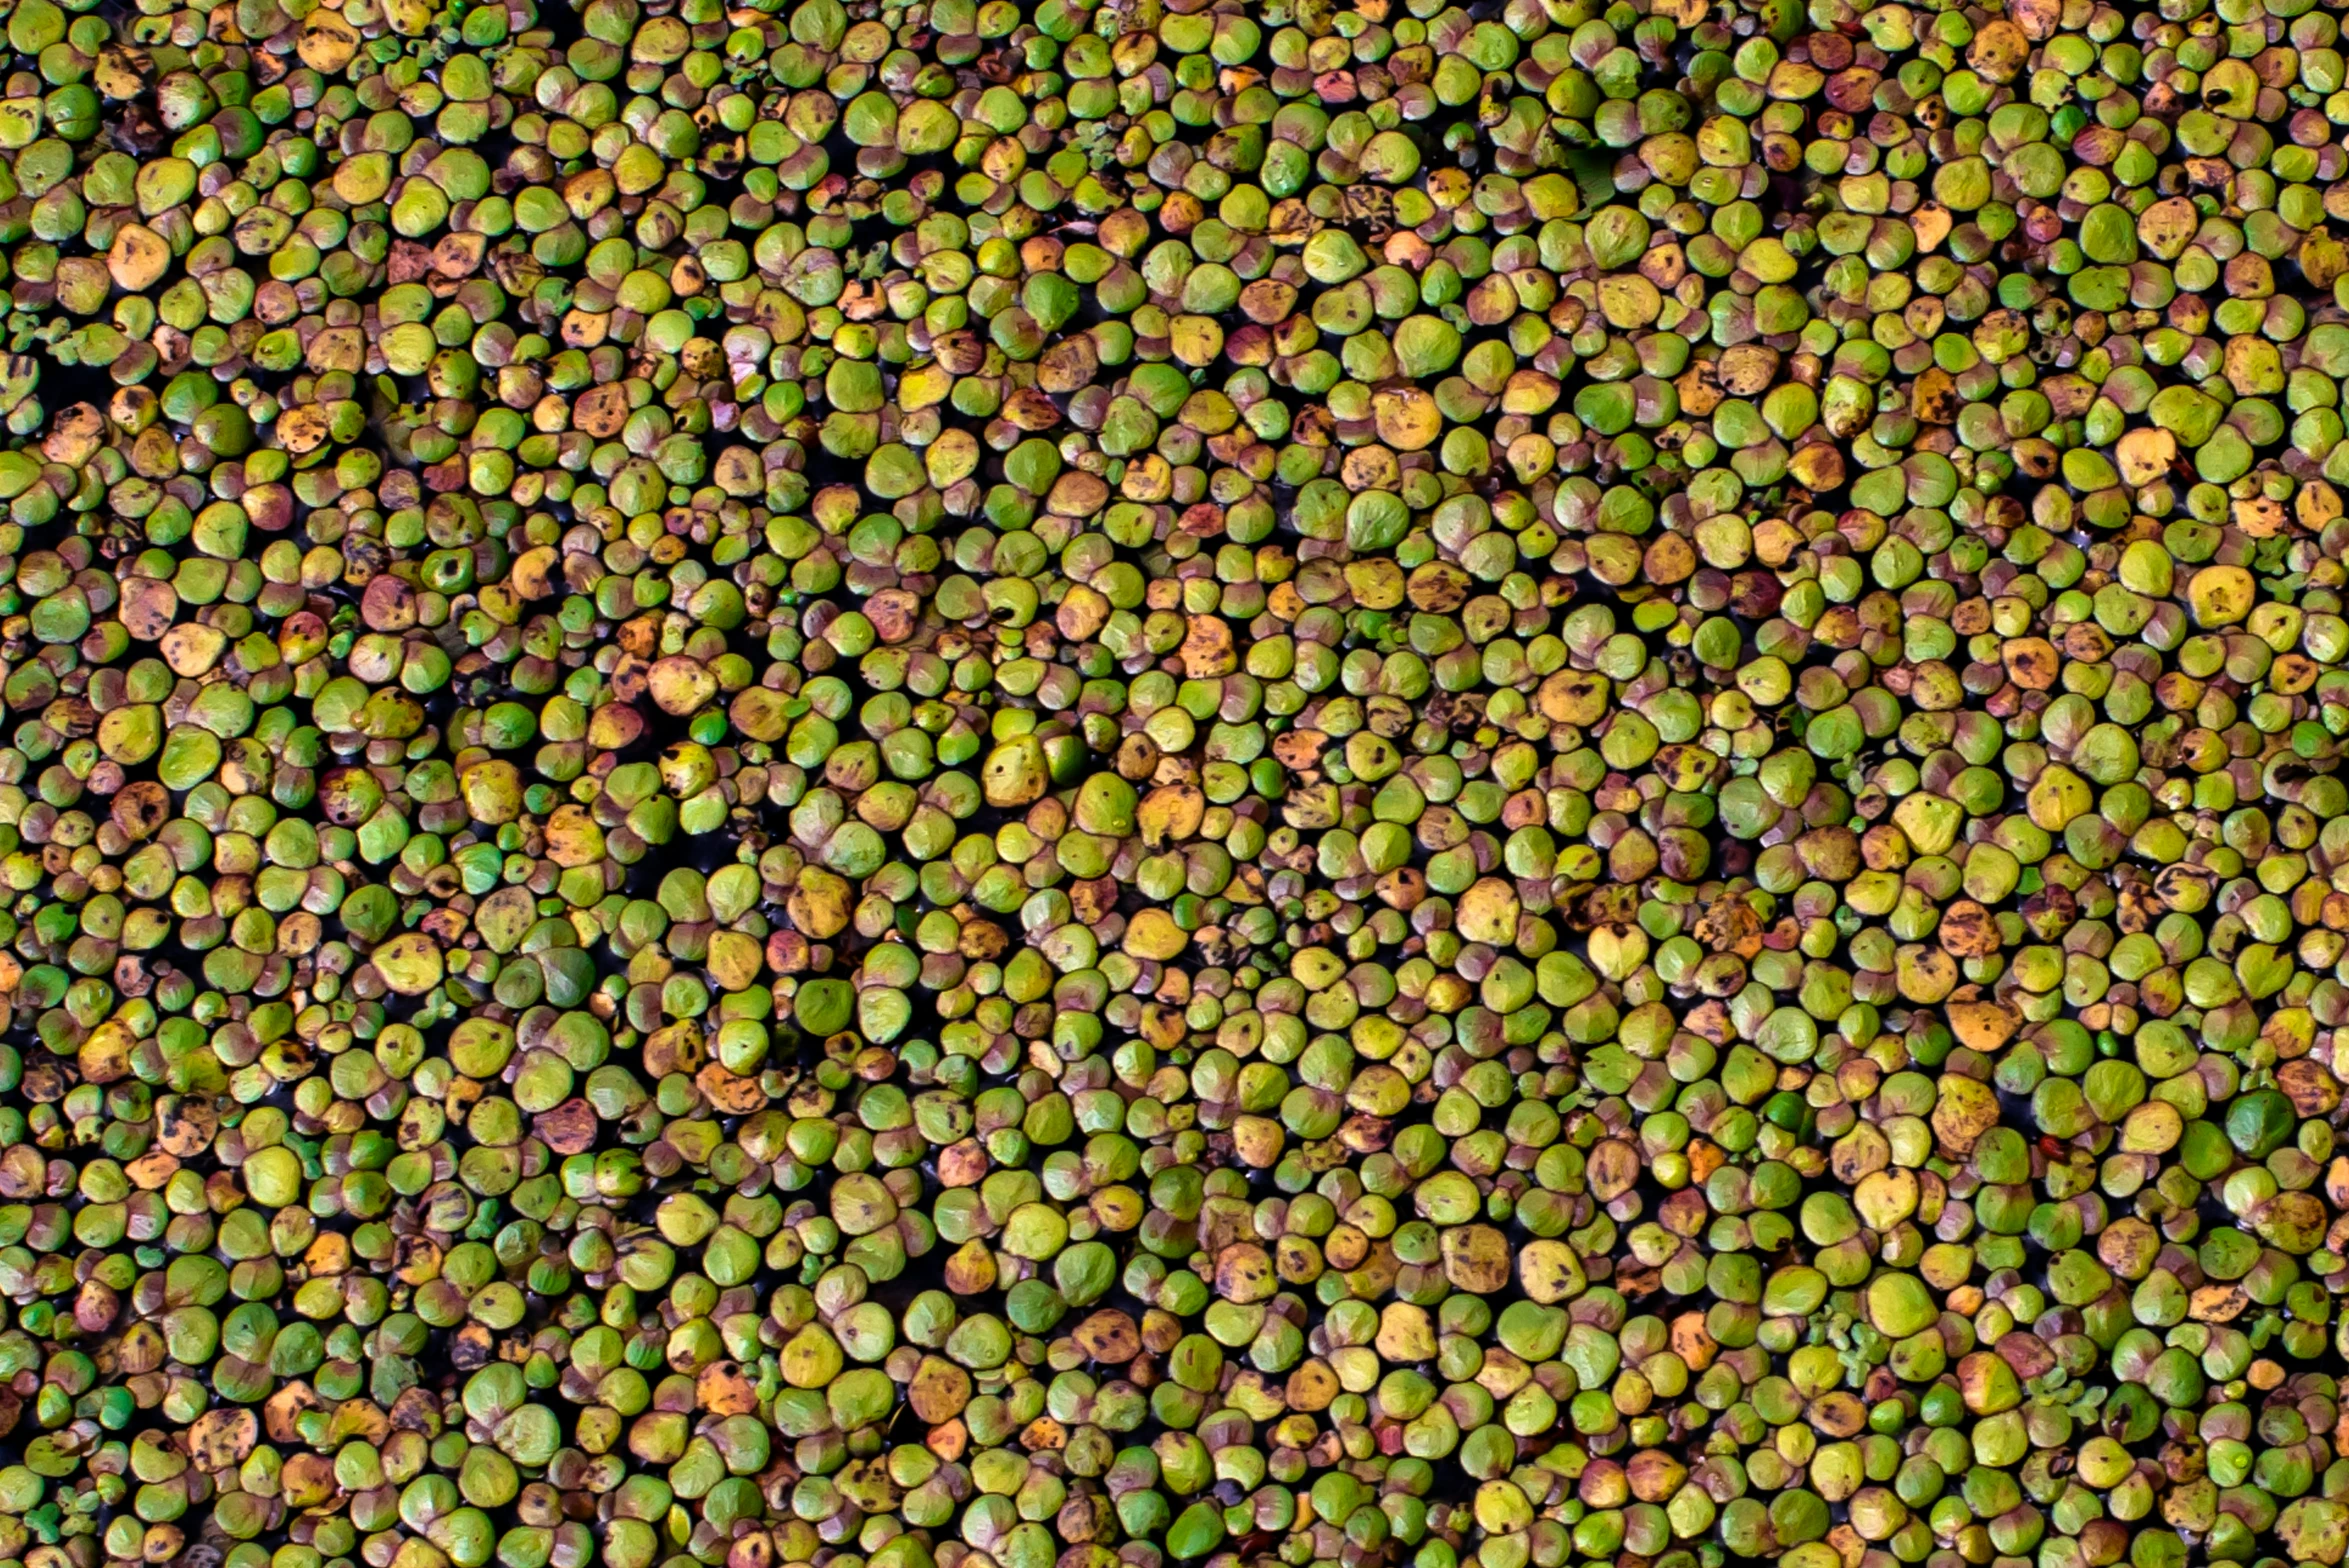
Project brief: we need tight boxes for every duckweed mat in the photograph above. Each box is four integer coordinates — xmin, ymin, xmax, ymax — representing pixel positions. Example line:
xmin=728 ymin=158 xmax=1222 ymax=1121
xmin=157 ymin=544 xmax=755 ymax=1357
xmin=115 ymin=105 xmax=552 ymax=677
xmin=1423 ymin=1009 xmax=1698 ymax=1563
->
xmin=3 ymin=6 xmax=2349 ymax=1568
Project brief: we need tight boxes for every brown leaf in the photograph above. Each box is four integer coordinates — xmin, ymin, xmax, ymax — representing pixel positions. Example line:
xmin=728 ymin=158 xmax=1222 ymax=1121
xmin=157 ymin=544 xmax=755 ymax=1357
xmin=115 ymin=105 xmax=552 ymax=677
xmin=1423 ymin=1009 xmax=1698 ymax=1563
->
xmin=1073 ymin=1310 xmax=1139 ymax=1363
xmin=189 ymin=1407 xmax=259 ymax=1471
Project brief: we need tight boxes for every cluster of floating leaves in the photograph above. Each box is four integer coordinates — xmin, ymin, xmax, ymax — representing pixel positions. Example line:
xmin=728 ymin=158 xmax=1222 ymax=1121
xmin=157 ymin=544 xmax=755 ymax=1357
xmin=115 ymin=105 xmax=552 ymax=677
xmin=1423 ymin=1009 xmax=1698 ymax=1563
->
xmin=16 ymin=3 xmax=2349 ymax=1568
